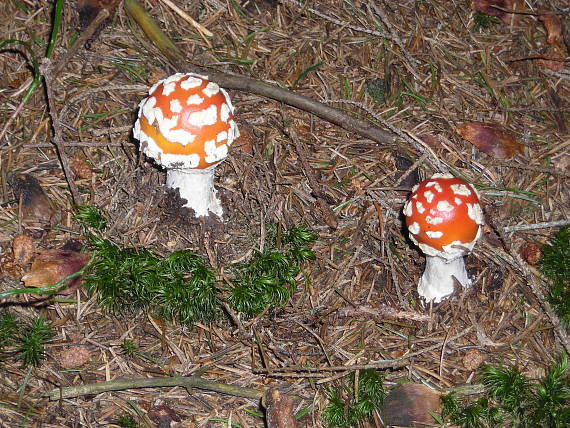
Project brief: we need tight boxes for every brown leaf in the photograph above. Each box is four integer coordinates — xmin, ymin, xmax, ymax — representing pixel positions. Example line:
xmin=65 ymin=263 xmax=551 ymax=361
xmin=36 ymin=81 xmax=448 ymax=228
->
xmin=57 ymin=345 xmax=92 ymax=369
xmin=471 ymin=0 xmax=526 ymax=24
xmin=456 ymin=122 xmax=524 ymax=159
xmin=538 ymin=7 xmax=563 ymax=45
xmin=8 ymin=174 xmax=58 ymax=228
xmin=520 ymin=242 xmax=542 ymax=265
xmin=537 ymin=43 xmax=567 ymax=71
xmin=463 ymin=349 xmax=485 ymax=371
xmin=148 ymin=404 xmax=181 ymax=428
xmin=233 ymin=121 xmax=255 ymax=155
xmin=263 ymin=389 xmax=299 ymax=428
xmin=12 ymin=234 xmax=35 ymax=267
xmin=382 ymin=383 xmax=441 ymax=427
xmin=22 ymin=249 xmax=90 ymax=290
xmin=76 ymin=0 xmax=121 ymax=34
xmin=69 ymin=156 xmax=93 ymax=180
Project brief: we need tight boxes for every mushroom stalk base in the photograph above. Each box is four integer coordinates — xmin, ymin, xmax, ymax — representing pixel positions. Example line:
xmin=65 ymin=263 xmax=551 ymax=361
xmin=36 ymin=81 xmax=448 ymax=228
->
xmin=166 ymin=167 xmax=222 ymax=217
xmin=417 ymin=255 xmax=471 ymax=303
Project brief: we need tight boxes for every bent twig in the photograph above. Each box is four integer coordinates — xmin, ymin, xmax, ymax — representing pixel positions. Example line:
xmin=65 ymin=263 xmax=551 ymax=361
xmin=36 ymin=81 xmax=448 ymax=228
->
xmin=123 ymin=0 xmax=394 ymax=146
xmin=45 ymin=375 xmax=263 ymax=401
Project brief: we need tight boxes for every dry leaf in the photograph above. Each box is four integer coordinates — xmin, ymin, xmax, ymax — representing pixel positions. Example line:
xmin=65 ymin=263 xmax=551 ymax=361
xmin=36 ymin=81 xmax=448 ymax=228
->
xmin=538 ymin=7 xmax=563 ymax=44
xmin=233 ymin=122 xmax=255 ymax=155
xmin=471 ymin=0 xmax=526 ymax=24
xmin=263 ymin=389 xmax=299 ymax=428
xmin=537 ymin=43 xmax=567 ymax=71
xmin=57 ymin=345 xmax=92 ymax=369
xmin=12 ymin=234 xmax=35 ymax=266
xmin=148 ymin=404 xmax=181 ymax=428
xmin=520 ymin=242 xmax=542 ymax=265
xmin=22 ymin=249 xmax=90 ymax=290
xmin=463 ymin=349 xmax=485 ymax=371
xmin=456 ymin=122 xmax=524 ymax=159
xmin=69 ymin=156 xmax=93 ymax=180
xmin=8 ymin=174 xmax=57 ymax=228
xmin=382 ymin=383 xmax=441 ymax=427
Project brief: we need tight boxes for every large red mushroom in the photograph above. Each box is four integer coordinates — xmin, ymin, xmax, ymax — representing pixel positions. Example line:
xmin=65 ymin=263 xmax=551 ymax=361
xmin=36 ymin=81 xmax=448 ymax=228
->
xmin=402 ymin=173 xmax=484 ymax=302
xmin=133 ymin=73 xmax=239 ymax=217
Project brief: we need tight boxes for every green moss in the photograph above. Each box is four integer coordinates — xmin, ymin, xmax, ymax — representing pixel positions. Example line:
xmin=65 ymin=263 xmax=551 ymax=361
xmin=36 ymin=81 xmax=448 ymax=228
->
xmin=472 ymin=12 xmax=499 ymax=31
xmin=77 ymin=208 xmax=317 ymax=324
xmin=322 ymin=369 xmax=387 ymax=427
xmin=540 ymin=227 xmax=570 ymax=328
xmin=83 ymin=237 xmax=221 ymax=324
xmin=0 ymin=311 xmax=53 ymax=367
xmin=441 ymin=354 xmax=570 ymax=428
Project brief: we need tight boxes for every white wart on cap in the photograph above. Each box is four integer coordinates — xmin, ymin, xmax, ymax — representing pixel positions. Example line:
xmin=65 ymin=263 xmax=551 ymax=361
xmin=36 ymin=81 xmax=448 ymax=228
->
xmin=133 ymin=72 xmax=239 ymax=170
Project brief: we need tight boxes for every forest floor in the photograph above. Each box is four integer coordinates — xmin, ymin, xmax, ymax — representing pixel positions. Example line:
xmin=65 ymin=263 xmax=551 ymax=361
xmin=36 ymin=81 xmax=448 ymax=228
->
xmin=0 ymin=0 xmax=569 ymax=426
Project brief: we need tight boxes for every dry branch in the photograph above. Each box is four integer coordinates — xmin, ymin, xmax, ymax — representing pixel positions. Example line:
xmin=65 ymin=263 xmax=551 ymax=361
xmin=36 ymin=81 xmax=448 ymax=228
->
xmin=285 ymin=125 xmax=338 ymax=229
xmin=45 ymin=376 xmax=263 ymax=401
xmin=254 ymin=328 xmax=473 ymax=377
xmin=123 ymin=0 xmax=394 ymax=146
xmin=40 ymin=59 xmax=80 ymax=204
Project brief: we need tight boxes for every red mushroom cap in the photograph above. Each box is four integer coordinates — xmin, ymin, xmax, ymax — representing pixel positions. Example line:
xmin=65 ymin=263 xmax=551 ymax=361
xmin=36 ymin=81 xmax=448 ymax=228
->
xmin=403 ymin=174 xmax=484 ymax=258
xmin=133 ymin=73 xmax=239 ymax=170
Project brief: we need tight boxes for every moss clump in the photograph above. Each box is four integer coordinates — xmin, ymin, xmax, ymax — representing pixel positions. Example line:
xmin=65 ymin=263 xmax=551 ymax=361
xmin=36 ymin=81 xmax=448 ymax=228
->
xmin=228 ymin=224 xmax=317 ymax=317
xmin=540 ymin=227 xmax=570 ymax=328
xmin=0 ymin=311 xmax=54 ymax=367
xmin=78 ymin=208 xmax=318 ymax=324
xmin=441 ymin=354 xmax=570 ymax=428
xmin=322 ymin=369 xmax=387 ymax=427
xmin=83 ymin=237 xmax=221 ymax=324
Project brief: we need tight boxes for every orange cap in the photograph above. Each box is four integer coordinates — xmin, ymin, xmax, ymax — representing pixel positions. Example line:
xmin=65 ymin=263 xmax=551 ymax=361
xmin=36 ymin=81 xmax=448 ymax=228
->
xmin=133 ymin=73 xmax=239 ymax=169
xmin=403 ymin=174 xmax=484 ymax=257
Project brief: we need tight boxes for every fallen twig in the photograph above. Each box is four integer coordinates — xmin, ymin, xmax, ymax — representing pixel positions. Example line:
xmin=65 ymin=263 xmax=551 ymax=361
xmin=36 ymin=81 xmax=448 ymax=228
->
xmin=123 ymin=0 xmax=394 ymax=146
xmin=338 ymin=303 xmax=432 ymax=323
xmin=40 ymin=60 xmax=80 ymax=205
xmin=45 ymin=375 xmax=263 ymax=401
xmin=284 ymin=125 xmax=338 ymax=229
xmin=503 ymin=219 xmax=570 ymax=233
xmin=254 ymin=328 xmax=472 ymax=376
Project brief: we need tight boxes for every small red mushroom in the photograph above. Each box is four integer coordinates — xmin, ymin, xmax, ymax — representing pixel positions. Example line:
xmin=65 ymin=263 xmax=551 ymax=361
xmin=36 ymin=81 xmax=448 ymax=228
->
xmin=133 ymin=73 xmax=239 ymax=217
xmin=402 ymin=173 xmax=484 ymax=302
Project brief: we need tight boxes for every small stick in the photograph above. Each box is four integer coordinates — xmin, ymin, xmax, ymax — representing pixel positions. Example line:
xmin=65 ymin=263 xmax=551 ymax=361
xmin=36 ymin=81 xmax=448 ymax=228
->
xmin=338 ymin=304 xmax=432 ymax=323
xmin=503 ymin=219 xmax=570 ymax=233
xmin=26 ymin=141 xmax=125 ymax=148
xmin=254 ymin=328 xmax=472 ymax=375
xmin=158 ymin=0 xmax=213 ymax=38
xmin=123 ymin=0 xmax=394 ymax=146
xmin=369 ymin=1 xmax=421 ymax=77
xmin=40 ymin=59 xmax=81 ymax=205
xmin=51 ymin=9 xmax=110 ymax=78
xmin=45 ymin=375 xmax=263 ymax=401
xmin=285 ymin=125 xmax=338 ymax=229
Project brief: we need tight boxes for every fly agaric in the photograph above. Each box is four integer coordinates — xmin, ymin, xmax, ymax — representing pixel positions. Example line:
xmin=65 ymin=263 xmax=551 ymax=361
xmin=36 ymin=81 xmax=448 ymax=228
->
xmin=133 ymin=73 xmax=239 ymax=217
xmin=402 ymin=173 xmax=484 ymax=303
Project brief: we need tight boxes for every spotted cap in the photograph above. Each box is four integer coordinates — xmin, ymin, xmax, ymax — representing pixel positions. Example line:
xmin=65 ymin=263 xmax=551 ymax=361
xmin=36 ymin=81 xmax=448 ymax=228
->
xmin=403 ymin=173 xmax=484 ymax=259
xmin=133 ymin=73 xmax=239 ymax=169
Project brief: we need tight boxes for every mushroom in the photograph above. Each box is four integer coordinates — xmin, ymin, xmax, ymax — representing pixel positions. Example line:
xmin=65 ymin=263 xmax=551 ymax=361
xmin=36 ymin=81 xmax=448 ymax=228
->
xmin=402 ymin=173 xmax=484 ymax=303
xmin=133 ymin=73 xmax=239 ymax=217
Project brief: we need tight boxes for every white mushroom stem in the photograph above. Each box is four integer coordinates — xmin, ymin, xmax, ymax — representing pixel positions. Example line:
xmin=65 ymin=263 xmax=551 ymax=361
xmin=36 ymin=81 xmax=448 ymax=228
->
xmin=166 ymin=166 xmax=222 ymax=217
xmin=417 ymin=254 xmax=471 ymax=303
